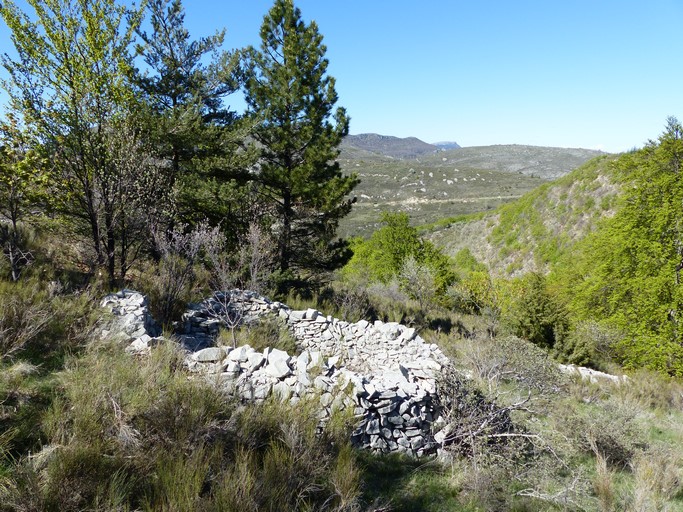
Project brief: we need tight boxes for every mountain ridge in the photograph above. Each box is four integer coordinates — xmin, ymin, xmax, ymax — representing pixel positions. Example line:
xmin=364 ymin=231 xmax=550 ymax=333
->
xmin=342 ymin=133 xmax=441 ymax=159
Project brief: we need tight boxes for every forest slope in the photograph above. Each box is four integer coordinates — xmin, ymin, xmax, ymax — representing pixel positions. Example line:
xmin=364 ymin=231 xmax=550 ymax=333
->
xmin=427 ymin=154 xmax=622 ymax=276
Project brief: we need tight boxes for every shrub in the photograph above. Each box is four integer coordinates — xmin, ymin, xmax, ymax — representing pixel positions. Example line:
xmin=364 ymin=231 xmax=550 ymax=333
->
xmin=0 ymin=279 xmax=98 ymax=364
xmin=461 ymin=336 xmax=566 ymax=397
xmin=552 ymin=320 xmax=622 ymax=368
xmin=3 ymin=335 xmax=362 ymax=511
xmin=555 ymin=397 xmax=646 ymax=468
xmin=342 ymin=212 xmax=456 ymax=309
xmin=436 ymin=366 xmax=519 ymax=458
xmin=505 ymin=272 xmax=569 ymax=351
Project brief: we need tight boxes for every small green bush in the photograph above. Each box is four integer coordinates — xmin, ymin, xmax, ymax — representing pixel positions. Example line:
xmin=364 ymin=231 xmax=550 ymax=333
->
xmin=505 ymin=272 xmax=569 ymax=351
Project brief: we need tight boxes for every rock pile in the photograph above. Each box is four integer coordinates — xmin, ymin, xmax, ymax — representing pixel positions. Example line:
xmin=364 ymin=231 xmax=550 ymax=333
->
xmin=179 ymin=290 xmax=448 ymax=375
xmin=559 ymin=364 xmax=628 ymax=384
xmin=185 ymin=342 xmax=442 ymax=457
xmin=101 ymin=290 xmax=629 ymax=458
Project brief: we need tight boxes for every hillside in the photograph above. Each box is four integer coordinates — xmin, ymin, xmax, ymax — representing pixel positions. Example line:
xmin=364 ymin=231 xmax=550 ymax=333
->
xmin=427 ymin=154 xmax=621 ymax=276
xmin=430 ymin=144 xmax=603 ymax=179
xmin=338 ymin=143 xmax=604 ymax=237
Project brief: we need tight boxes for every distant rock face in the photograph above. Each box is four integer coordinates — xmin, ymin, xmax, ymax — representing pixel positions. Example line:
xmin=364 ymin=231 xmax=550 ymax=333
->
xmin=433 ymin=141 xmax=461 ymax=150
xmin=101 ymin=289 xmax=449 ymax=457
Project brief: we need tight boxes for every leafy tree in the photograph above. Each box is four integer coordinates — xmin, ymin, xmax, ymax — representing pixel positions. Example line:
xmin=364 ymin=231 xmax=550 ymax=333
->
xmin=561 ymin=117 xmax=683 ymax=374
xmin=399 ymin=255 xmax=437 ymax=311
xmin=243 ymin=0 xmax=358 ymax=287
xmin=0 ymin=0 xmax=152 ymax=284
xmin=345 ymin=213 xmax=422 ymax=284
xmin=0 ymin=116 xmax=46 ymax=280
xmin=344 ymin=212 xmax=456 ymax=305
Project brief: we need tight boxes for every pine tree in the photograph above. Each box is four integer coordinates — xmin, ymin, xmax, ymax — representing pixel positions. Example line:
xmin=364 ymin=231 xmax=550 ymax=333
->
xmin=244 ymin=0 xmax=358 ymax=287
xmin=136 ymin=0 xmax=254 ymax=233
xmin=136 ymin=0 xmax=239 ymax=176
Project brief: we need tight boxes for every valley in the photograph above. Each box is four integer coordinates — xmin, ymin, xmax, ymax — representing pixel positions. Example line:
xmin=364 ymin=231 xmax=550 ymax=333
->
xmin=338 ymin=136 xmax=604 ymax=237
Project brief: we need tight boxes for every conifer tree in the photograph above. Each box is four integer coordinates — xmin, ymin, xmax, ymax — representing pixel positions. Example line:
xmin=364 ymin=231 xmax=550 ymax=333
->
xmin=136 ymin=0 xmax=253 ymax=232
xmin=243 ymin=0 xmax=358 ymax=287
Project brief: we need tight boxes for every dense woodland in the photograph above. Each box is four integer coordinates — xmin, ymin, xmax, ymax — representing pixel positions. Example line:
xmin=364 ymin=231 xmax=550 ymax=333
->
xmin=1 ymin=0 xmax=683 ymax=511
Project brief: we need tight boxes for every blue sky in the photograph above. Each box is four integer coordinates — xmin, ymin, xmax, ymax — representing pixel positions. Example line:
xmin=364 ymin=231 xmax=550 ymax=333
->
xmin=2 ymin=0 xmax=682 ymax=152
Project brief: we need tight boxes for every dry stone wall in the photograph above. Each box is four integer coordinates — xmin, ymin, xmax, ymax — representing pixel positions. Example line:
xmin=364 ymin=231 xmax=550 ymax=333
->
xmin=101 ymin=289 xmax=449 ymax=457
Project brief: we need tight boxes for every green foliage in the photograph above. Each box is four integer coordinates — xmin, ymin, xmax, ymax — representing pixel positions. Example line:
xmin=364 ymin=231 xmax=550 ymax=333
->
xmin=345 ymin=213 xmax=422 ymax=283
xmin=244 ymin=0 xmax=358 ymax=284
xmin=343 ymin=212 xmax=456 ymax=308
xmin=505 ymin=272 xmax=569 ymax=351
xmin=0 ymin=115 xmax=48 ymax=281
xmin=0 ymin=0 xmax=159 ymax=284
xmin=559 ymin=118 xmax=683 ymax=375
xmin=554 ymin=320 xmax=621 ymax=367
xmin=136 ymin=0 xmax=255 ymax=240
xmin=483 ymin=154 xmax=619 ymax=274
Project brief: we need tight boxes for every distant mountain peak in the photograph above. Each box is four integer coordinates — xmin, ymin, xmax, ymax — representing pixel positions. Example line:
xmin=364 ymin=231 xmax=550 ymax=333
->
xmin=342 ymin=133 xmax=441 ymax=159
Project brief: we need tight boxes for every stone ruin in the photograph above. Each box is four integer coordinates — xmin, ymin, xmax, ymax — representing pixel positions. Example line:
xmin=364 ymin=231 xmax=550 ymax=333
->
xmin=100 ymin=289 xmax=451 ymax=457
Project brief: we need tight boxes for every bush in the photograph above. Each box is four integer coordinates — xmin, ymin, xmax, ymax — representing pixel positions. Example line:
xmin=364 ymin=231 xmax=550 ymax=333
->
xmin=555 ymin=397 xmax=646 ymax=468
xmin=505 ymin=272 xmax=569 ymax=351
xmin=436 ymin=367 xmax=519 ymax=458
xmin=461 ymin=336 xmax=566 ymax=397
xmin=342 ymin=212 xmax=456 ymax=310
xmin=553 ymin=320 xmax=623 ymax=368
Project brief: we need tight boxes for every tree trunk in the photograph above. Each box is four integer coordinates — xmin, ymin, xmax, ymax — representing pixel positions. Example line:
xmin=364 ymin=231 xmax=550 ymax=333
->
xmin=105 ymin=209 xmax=116 ymax=286
xmin=280 ymin=189 xmax=291 ymax=273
